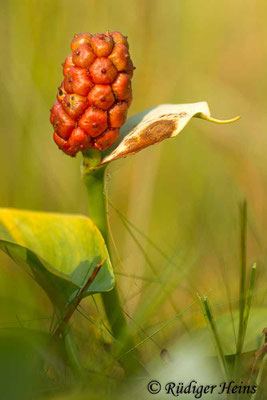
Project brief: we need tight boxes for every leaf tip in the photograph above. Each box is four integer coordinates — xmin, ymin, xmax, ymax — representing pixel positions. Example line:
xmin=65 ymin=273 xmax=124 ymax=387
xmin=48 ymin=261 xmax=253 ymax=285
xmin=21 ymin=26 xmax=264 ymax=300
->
xmin=199 ymin=113 xmax=241 ymax=124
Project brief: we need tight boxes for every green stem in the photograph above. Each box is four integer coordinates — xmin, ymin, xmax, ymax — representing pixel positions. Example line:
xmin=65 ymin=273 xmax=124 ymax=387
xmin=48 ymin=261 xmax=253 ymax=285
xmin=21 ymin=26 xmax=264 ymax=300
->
xmin=82 ymin=149 xmax=144 ymax=375
xmin=81 ymin=149 xmax=106 ymax=237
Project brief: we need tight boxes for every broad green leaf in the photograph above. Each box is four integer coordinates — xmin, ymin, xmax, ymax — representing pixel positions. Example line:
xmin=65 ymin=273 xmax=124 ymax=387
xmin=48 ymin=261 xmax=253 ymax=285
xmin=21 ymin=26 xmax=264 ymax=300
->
xmin=102 ymin=102 xmax=240 ymax=164
xmin=0 ymin=208 xmax=114 ymax=306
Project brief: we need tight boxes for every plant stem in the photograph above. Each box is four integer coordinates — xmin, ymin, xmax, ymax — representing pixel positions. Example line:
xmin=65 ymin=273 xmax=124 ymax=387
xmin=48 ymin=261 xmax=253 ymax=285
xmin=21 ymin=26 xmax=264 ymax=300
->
xmin=82 ymin=150 xmax=144 ymax=375
xmin=81 ymin=149 xmax=106 ymax=236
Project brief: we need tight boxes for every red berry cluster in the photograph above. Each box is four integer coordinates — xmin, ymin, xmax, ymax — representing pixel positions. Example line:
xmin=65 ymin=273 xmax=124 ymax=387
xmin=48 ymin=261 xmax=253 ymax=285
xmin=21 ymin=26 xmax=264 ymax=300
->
xmin=50 ymin=31 xmax=134 ymax=156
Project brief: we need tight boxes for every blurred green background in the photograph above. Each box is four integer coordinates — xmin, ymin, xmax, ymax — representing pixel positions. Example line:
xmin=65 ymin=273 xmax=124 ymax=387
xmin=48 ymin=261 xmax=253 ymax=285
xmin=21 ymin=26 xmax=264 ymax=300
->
xmin=0 ymin=0 xmax=266 ymax=399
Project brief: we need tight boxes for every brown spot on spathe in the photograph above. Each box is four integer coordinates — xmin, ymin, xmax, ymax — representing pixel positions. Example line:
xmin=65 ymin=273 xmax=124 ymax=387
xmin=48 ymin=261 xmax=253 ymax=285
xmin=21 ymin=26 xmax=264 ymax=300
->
xmin=124 ymin=119 xmax=177 ymax=154
xmin=101 ymin=115 xmax=182 ymax=164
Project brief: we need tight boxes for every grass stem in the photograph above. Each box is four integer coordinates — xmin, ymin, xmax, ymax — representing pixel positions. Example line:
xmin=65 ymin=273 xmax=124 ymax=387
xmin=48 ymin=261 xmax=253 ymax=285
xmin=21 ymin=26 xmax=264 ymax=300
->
xmin=242 ymin=263 xmax=257 ymax=346
xmin=197 ymin=293 xmax=229 ymax=380
xmin=63 ymin=327 xmax=85 ymax=380
xmin=236 ymin=200 xmax=247 ymax=356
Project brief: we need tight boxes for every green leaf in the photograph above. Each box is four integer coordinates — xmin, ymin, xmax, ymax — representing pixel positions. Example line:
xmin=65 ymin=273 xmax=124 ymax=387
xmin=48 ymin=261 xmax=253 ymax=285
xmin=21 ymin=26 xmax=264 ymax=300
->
xmin=102 ymin=102 xmax=240 ymax=164
xmin=0 ymin=327 xmax=66 ymax=400
xmin=0 ymin=208 xmax=114 ymax=306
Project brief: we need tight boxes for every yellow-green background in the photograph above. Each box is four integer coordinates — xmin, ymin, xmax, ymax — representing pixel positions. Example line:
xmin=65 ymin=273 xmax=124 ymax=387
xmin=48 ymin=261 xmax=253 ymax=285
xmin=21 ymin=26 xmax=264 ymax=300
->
xmin=0 ymin=0 xmax=266 ymax=398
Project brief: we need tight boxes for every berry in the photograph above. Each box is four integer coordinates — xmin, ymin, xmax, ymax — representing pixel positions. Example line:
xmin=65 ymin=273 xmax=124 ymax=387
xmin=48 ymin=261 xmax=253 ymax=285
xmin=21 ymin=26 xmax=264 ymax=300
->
xmin=88 ymin=84 xmax=115 ymax=110
xmin=53 ymin=132 xmax=77 ymax=156
xmin=109 ymin=101 xmax=128 ymax=128
xmin=89 ymin=57 xmax=117 ymax=84
xmin=68 ymin=127 xmax=93 ymax=151
xmin=91 ymin=34 xmax=114 ymax=57
xmin=64 ymin=67 xmax=93 ymax=96
xmin=57 ymin=83 xmax=67 ymax=103
xmin=112 ymin=73 xmax=131 ymax=100
xmin=79 ymin=106 xmax=108 ymax=138
xmin=71 ymin=33 xmax=92 ymax=52
xmin=62 ymin=54 xmax=75 ymax=76
xmin=72 ymin=43 xmax=96 ymax=68
xmin=50 ymin=31 xmax=134 ymax=156
xmin=94 ymin=128 xmax=120 ymax=151
xmin=125 ymin=92 xmax=133 ymax=107
xmin=61 ymin=93 xmax=89 ymax=120
xmin=109 ymin=43 xmax=131 ymax=72
xmin=106 ymin=31 xmax=129 ymax=48
xmin=50 ymin=102 xmax=76 ymax=139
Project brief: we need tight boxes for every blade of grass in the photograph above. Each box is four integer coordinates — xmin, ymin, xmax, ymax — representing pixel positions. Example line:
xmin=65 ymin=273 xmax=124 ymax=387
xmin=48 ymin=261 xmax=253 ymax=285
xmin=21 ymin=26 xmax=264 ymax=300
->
xmin=203 ymin=202 xmax=238 ymax=348
xmin=115 ymin=271 xmax=161 ymax=283
xmin=118 ymin=301 xmax=196 ymax=361
xmin=218 ymin=259 xmax=237 ymax=348
xmin=236 ymin=200 xmax=247 ymax=355
xmin=242 ymin=263 xmax=257 ymax=345
xmin=77 ymin=306 xmax=114 ymax=340
xmin=106 ymin=189 xmax=194 ymax=334
xmin=129 ymin=257 xmax=196 ymax=331
xmin=115 ymin=209 xmax=189 ymax=330
xmin=91 ymin=295 xmax=115 ymax=338
xmin=122 ymin=308 xmax=162 ymax=351
xmin=197 ymin=293 xmax=229 ymax=380
xmin=108 ymin=199 xmax=174 ymax=264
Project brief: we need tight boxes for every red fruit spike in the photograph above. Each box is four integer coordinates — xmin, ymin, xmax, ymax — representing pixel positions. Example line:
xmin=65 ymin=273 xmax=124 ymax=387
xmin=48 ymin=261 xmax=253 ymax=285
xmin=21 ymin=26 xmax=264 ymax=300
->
xmin=64 ymin=67 xmax=94 ymax=96
xmin=62 ymin=54 xmax=75 ymax=76
xmin=68 ymin=127 xmax=93 ymax=151
xmin=107 ymin=31 xmax=129 ymax=49
xmin=88 ymin=84 xmax=115 ymax=110
xmin=71 ymin=33 xmax=92 ymax=52
xmin=91 ymin=34 xmax=114 ymax=57
xmin=53 ymin=132 xmax=77 ymax=156
xmin=72 ymin=43 xmax=96 ymax=68
xmin=51 ymin=31 xmax=133 ymax=155
xmin=57 ymin=82 xmax=67 ymax=104
xmin=89 ymin=57 xmax=118 ymax=84
xmin=79 ymin=106 xmax=108 ymax=138
xmin=50 ymin=103 xmax=76 ymax=139
xmin=112 ymin=73 xmax=131 ymax=100
xmin=109 ymin=101 xmax=128 ymax=128
xmin=108 ymin=43 xmax=131 ymax=72
xmin=61 ymin=93 xmax=89 ymax=120
xmin=93 ymin=128 xmax=120 ymax=151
